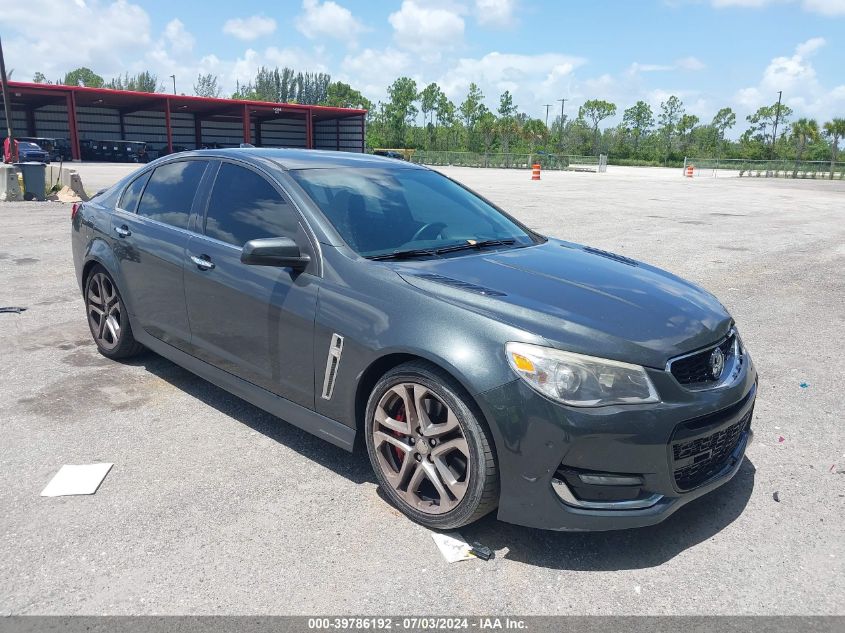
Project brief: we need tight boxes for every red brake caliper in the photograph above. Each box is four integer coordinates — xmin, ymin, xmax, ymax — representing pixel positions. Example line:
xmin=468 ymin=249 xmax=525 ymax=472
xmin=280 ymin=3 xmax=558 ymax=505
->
xmin=391 ymin=406 xmax=406 ymax=467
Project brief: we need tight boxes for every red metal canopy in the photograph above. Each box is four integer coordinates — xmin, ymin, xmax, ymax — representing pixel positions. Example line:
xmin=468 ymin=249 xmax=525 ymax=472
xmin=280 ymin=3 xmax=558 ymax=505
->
xmin=2 ymin=81 xmax=367 ymax=159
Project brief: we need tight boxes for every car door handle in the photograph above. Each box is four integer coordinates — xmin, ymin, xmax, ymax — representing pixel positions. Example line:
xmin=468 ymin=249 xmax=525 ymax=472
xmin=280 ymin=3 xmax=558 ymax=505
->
xmin=114 ymin=225 xmax=131 ymax=238
xmin=190 ymin=255 xmax=215 ymax=270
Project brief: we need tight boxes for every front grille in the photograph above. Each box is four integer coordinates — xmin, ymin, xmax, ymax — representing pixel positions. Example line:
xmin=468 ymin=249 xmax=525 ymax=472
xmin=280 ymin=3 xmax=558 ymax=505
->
xmin=670 ymin=333 xmax=735 ymax=385
xmin=671 ymin=411 xmax=750 ymax=491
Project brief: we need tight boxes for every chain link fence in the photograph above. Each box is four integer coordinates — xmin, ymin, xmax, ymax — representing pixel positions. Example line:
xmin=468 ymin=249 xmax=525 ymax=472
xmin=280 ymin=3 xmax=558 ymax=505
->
xmin=684 ymin=157 xmax=845 ymax=180
xmin=410 ymin=151 xmax=607 ymax=172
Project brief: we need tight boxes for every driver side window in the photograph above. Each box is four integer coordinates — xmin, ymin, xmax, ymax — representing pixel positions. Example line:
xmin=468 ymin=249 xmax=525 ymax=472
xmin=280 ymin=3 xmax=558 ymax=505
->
xmin=204 ymin=163 xmax=299 ymax=247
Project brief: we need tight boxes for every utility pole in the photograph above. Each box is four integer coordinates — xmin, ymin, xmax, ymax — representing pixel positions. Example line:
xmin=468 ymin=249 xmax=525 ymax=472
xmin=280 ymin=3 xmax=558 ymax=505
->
xmin=0 ymin=36 xmax=16 ymax=163
xmin=543 ymin=104 xmax=552 ymax=128
xmin=557 ymin=98 xmax=567 ymax=153
xmin=771 ymin=90 xmax=782 ymax=160
xmin=170 ymin=74 xmax=176 ymax=95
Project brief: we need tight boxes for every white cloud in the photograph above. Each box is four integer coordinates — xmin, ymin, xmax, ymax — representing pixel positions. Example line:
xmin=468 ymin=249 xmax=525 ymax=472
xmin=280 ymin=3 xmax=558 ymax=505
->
xmin=711 ymin=0 xmax=845 ymax=15
xmin=164 ymin=19 xmax=194 ymax=55
xmin=735 ymin=37 xmax=845 ymax=121
xmin=795 ymin=36 xmax=826 ymax=56
xmin=711 ymin=0 xmax=781 ymax=6
xmin=0 ymin=0 xmax=151 ymax=80
xmin=389 ymin=1 xmax=465 ymax=55
xmin=628 ymin=56 xmax=705 ymax=75
xmin=222 ymin=15 xmax=277 ymax=41
xmin=437 ymin=52 xmax=586 ymax=113
xmin=296 ymin=0 xmax=366 ymax=45
xmin=760 ymin=38 xmax=823 ymax=92
xmin=475 ymin=0 xmax=517 ymax=27
xmin=265 ymin=46 xmax=328 ymax=72
xmin=676 ymin=56 xmax=706 ymax=70
xmin=340 ymin=48 xmax=412 ymax=98
xmin=801 ymin=0 xmax=845 ymax=15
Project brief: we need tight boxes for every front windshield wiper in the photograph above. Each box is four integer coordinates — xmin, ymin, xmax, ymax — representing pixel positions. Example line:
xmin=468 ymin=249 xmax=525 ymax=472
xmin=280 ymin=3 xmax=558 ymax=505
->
xmin=434 ymin=238 xmax=517 ymax=255
xmin=364 ymin=248 xmax=439 ymax=261
xmin=364 ymin=239 xmax=518 ymax=261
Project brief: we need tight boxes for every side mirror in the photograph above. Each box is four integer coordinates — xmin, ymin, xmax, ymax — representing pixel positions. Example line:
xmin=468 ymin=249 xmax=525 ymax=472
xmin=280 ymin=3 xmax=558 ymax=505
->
xmin=241 ymin=237 xmax=310 ymax=270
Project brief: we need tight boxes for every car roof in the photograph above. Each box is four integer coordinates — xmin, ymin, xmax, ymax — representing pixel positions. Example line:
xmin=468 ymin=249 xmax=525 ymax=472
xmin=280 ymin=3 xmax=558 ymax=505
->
xmin=168 ymin=148 xmax=425 ymax=171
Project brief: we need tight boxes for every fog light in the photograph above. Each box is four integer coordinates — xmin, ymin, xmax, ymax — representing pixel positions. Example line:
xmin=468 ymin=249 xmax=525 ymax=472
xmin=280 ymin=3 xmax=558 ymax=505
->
xmin=578 ymin=473 xmax=643 ymax=486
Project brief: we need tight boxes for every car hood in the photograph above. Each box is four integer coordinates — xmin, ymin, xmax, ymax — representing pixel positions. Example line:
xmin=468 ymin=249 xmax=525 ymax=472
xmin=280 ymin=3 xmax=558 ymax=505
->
xmin=394 ymin=239 xmax=732 ymax=368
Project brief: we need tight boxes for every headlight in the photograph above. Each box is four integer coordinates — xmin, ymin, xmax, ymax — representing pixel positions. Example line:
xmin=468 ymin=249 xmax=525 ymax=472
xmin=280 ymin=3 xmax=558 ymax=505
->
xmin=505 ymin=342 xmax=659 ymax=407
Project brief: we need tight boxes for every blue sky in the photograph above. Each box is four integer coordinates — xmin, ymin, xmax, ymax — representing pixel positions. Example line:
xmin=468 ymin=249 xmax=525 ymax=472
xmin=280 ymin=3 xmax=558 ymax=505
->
xmin=2 ymin=0 xmax=844 ymax=127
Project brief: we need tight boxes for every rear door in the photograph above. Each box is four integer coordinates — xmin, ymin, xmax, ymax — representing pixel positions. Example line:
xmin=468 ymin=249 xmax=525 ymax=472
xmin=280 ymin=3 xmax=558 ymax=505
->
xmin=184 ymin=161 xmax=319 ymax=408
xmin=112 ymin=158 xmax=210 ymax=350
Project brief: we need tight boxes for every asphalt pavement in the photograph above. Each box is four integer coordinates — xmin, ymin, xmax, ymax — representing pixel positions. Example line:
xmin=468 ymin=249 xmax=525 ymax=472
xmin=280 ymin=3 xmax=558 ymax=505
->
xmin=1 ymin=164 xmax=842 ymax=614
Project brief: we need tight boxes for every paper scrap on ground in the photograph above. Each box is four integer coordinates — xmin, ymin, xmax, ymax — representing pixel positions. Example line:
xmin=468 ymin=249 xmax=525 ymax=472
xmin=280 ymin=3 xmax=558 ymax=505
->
xmin=41 ymin=463 xmax=113 ymax=497
xmin=431 ymin=531 xmax=474 ymax=563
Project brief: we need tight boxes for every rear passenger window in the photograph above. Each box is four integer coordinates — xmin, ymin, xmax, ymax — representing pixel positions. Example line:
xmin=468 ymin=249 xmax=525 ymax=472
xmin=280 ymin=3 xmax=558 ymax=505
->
xmin=118 ymin=172 xmax=150 ymax=212
xmin=204 ymin=163 xmax=299 ymax=247
xmin=137 ymin=160 xmax=207 ymax=230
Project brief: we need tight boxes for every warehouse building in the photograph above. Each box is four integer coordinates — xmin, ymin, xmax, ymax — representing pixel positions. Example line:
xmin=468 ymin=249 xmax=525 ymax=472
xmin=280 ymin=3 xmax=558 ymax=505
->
xmin=1 ymin=81 xmax=367 ymax=160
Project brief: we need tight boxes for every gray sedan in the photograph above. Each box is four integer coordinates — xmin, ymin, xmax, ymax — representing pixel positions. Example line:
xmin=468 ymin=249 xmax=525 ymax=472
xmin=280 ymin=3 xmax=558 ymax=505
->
xmin=71 ymin=149 xmax=757 ymax=531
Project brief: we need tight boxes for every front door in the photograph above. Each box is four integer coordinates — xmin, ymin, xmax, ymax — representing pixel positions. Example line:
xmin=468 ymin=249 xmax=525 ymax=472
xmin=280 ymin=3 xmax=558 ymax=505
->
xmin=183 ymin=162 xmax=318 ymax=408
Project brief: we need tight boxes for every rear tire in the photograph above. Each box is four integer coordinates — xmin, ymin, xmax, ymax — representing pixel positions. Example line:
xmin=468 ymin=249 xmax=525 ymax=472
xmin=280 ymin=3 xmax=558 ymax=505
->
xmin=84 ymin=265 xmax=144 ymax=359
xmin=364 ymin=361 xmax=498 ymax=529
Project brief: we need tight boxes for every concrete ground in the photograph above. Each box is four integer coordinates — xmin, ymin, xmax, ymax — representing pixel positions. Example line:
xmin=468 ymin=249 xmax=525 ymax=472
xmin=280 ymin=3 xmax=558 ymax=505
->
xmin=1 ymin=164 xmax=843 ymax=615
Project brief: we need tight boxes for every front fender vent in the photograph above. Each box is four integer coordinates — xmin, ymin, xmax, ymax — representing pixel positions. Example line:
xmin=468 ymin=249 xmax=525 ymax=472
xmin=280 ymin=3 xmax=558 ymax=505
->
xmin=321 ymin=334 xmax=344 ymax=400
xmin=414 ymin=273 xmax=506 ymax=297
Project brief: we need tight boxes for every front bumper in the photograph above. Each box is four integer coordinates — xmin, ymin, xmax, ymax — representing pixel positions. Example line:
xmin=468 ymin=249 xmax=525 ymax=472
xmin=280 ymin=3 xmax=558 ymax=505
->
xmin=476 ymin=358 xmax=757 ymax=531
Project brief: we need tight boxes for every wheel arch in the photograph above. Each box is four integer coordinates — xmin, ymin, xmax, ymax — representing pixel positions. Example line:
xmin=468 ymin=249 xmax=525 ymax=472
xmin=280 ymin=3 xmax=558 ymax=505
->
xmin=353 ymin=351 xmax=500 ymax=464
xmin=80 ymin=239 xmax=136 ymax=316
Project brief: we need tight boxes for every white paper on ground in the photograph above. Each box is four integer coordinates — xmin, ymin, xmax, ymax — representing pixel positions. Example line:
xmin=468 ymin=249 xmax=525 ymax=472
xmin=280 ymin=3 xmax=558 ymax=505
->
xmin=40 ymin=463 xmax=113 ymax=497
xmin=431 ymin=531 xmax=474 ymax=563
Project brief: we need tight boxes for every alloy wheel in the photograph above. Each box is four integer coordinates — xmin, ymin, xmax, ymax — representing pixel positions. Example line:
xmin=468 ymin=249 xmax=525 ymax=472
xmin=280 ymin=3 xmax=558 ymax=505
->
xmin=86 ymin=272 xmax=122 ymax=351
xmin=372 ymin=383 xmax=471 ymax=515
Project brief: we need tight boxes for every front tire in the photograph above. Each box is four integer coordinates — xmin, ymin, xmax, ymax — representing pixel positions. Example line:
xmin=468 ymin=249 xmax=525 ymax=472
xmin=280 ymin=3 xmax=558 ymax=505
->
xmin=84 ymin=265 xmax=144 ymax=359
xmin=364 ymin=361 xmax=498 ymax=529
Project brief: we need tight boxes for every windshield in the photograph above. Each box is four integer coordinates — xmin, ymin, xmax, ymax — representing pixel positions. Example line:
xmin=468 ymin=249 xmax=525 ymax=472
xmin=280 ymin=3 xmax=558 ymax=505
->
xmin=19 ymin=142 xmax=41 ymax=150
xmin=289 ymin=167 xmax=537 ymax=258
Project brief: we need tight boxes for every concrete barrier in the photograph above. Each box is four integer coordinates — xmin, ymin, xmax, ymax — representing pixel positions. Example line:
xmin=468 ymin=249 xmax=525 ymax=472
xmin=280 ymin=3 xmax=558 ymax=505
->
xmin=1 ymin=163 xmax=88 ymax=203
xmin=45 ymin=163 xmax=89 ymax=201
xmin=0 ymin=164 xmax=23 ymax=201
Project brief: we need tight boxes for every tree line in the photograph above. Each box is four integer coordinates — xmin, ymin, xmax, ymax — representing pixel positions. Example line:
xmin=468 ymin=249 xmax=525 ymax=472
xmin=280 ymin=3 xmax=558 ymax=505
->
xmin=30 ymin=67 xmax=844 ymax=165
xmin=367 ymin=77 xmax=844 ymax=166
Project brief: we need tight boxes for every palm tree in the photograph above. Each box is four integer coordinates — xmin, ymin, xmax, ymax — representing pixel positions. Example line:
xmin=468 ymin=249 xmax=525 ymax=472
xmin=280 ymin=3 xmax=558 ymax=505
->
xmin=823 ymin=118 xmax=845 ymax=180
xmin=522 ymin=119 xmax=548 ymax=154
xmin=790 ymin=118 xmax=820 ymax=178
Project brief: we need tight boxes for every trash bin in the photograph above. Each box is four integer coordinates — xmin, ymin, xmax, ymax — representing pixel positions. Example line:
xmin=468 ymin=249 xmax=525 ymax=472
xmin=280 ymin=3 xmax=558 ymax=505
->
xmin=14 ymin=162 xmax=47 ymax=201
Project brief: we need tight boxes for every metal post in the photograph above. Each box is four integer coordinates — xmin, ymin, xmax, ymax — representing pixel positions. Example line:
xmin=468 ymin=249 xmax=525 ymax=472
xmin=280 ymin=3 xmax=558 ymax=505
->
xmin=242 ymin=104 xmax=251 ymax=144
xmin=66 ymin=91 xmax=80 ymax=160
xmin=557 ymin=98 xmax=567 ymax=153
xmin=194 ymin=116 xmax=202 ymax=149
xmin=25 ymin=107 xmax=35 ymax=137
xmin=771 ymin=90 xmax=782 ymax=160
xmin=165 ymin=98 xmax=173 ymax=154
xmin=0 ymin=36 xmax=17 ymax=162
xmin=306 ymin=111 xmax=314 ymax=149
xmin=543 ymin=104 xmax=552 ymax=128
xmin=170 ymin=74 xmax=176 ymax=95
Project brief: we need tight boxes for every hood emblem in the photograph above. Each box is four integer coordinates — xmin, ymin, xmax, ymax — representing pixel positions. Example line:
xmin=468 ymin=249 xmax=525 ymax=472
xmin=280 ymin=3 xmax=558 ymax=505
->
xmin=709 ymin=347 xmax=725 ymax=380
